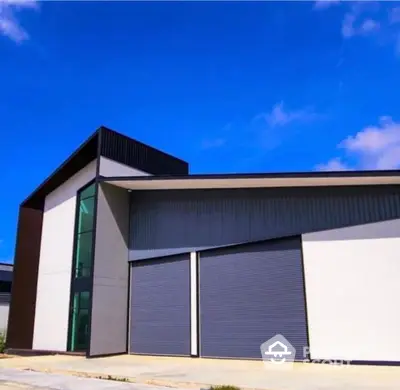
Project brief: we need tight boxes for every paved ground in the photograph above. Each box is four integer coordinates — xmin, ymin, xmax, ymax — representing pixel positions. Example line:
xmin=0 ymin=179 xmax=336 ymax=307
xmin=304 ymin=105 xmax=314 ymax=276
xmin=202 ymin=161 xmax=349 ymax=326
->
xmin=0 ymin=367 xmax=188 ymax=390
xmin=1 ymin=354 xmax=400 ymax=390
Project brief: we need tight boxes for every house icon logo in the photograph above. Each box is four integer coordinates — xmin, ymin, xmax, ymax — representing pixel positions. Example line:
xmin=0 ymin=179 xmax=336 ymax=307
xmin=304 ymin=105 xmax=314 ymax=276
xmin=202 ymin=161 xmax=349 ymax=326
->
xmin=260 ymin=334 xmax=296 ymax=369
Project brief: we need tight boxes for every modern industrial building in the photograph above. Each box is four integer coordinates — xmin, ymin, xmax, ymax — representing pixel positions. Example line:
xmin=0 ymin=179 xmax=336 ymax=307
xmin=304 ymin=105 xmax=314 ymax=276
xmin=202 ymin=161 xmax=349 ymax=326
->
xmin=7 ymin=126 xmax=400 ymax=364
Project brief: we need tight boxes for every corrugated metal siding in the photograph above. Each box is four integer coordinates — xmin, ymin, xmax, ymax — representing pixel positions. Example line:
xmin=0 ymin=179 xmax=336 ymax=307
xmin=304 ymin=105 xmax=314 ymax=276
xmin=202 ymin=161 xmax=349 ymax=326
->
xmin=130 ymin=254 xmax=190 ymax=356
xmin=0 ymin=271 xmax=12 ymax=282
xmin=7 ymin=206 xmax=43 ymax=350
xmin=130 ymin=185 xmax=400 ymax=261
xmin=199 ymin=237 xmax=308 ymax=359
xmin=100 ymin=128 xmax=188 ymax=175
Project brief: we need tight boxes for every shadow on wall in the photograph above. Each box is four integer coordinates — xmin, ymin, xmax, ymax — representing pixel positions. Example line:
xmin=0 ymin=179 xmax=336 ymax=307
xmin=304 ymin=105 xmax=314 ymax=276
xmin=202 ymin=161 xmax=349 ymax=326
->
xmin=303 ymin=218 xmax=400 ymax=242
xmin=101 ymin=183 xmax=129 ymax=248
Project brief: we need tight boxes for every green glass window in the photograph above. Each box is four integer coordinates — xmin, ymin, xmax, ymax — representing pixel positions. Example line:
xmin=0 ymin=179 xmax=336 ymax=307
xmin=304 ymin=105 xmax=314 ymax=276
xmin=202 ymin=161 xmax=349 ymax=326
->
xmin=74 ymin=184 xmax=96 ymax=278
xmin=80 ymin=184 xmax=96 ymax=199
xmin=69 ymin=291 xmax=90 ymax=352
xmin=75 ymin=232 xmax=93 ymax=278
xmin=69 ymin=183 xmax=96 ymax=352
xmin=78 ymin=197 xmax=95 ymax=233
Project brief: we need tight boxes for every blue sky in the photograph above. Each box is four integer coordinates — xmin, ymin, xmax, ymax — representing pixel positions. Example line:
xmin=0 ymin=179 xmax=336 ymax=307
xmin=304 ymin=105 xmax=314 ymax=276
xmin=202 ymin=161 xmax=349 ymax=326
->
xmin=1 ymin=0 xmax=400 ymax=263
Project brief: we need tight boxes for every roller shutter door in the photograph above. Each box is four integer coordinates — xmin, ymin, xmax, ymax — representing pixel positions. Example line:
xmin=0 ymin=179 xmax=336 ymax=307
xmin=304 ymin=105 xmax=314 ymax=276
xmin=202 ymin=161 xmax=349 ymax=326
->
xmin=199 ymin=237 xmax=308 ymax=359
xmin=130 ymin=254 xmax=190 ymax=356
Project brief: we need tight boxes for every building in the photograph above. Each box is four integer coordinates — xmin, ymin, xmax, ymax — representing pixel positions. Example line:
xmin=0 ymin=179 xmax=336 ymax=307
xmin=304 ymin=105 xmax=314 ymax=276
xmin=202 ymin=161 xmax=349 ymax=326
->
xmin=7 ymin=126 xmax=400 ymax=364
xmin=0 ymin=263 xmax=13 ymax=333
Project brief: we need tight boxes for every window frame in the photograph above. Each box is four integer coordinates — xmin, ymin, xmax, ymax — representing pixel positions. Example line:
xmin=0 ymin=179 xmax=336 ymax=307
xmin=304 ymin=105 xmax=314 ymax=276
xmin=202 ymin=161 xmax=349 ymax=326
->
xmin=67 ymin=180 xmax=97 ymax=353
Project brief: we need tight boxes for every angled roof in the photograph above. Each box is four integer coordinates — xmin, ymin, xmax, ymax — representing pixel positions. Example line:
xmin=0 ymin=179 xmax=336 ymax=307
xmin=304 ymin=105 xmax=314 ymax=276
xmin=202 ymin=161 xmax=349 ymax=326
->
xmin=22 ymin=126 xmax=189 ymax=210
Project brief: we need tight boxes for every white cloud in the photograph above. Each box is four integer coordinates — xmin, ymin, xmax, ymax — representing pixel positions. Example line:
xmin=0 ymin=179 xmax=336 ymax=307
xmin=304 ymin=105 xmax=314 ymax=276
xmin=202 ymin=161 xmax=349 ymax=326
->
xmin=317 ymin=1 xmax=383 ymax=42
xmin=317 ymin=116 xmax=400 ymax=171
xmin=0 ymin=0 xmax=37 ymax=43
xmin=360 ymin=18 xmax=380 ymax=34
xmin=250 ymin=102 xmax=321 ymax=151
xmin=314 ymin=0 xmax=341 ymax=10
xmin=258 ymin=101 xmax=318 ymax=128
xmin=342 ymin=12 xmax=380 ymax=38
xmin=316 ymin=158 xmax=349 ymax=172
xmin=342 ymin=12 xmax=356 ymax=38
xmin=201 ymin=138 xmax=226 ymax=150
xmin=389 ymin=6 xmax=400 ymax=25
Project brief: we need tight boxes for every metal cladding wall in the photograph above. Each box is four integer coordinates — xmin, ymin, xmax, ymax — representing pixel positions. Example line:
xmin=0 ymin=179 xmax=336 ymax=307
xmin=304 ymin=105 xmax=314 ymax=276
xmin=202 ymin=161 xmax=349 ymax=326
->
xmin=100 ymin=128 xmax=188 ymax=175
xmin=130 ymin=254 xmax=190 ymax=356
xmin=199 ymin=237 xmax=308 ymax=359
xmin=129 ymin=185 xmax=400 ymax=261
xmin=0 ymin=270 xmax=12 ymax=282
xmin=7 ymin=207 xmax=43 ymax=350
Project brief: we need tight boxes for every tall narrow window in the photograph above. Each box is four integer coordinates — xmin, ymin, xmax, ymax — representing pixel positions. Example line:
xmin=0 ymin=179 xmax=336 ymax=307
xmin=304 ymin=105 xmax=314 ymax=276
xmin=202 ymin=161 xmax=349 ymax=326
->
xmin=68 ymin=183 xmax=96 ymax=352
xmin=75 ymin=184 xmax=96 ymax=278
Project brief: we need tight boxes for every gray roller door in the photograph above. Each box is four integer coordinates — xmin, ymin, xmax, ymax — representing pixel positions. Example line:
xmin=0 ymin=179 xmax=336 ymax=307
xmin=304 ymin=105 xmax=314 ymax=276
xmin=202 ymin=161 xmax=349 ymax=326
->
xmin=199 ymin=237 xmax=308 ymax=359
xmin=130 ymin=254 xmax=190 ymax=356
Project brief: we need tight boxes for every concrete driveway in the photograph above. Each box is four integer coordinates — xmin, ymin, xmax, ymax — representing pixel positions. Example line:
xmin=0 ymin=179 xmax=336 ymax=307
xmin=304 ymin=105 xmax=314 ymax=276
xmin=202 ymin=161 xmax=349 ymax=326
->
xmin=0 ymin=367 xmax=190 ymax=390
xmin=1 ymin=354 xmax=400 ymax=390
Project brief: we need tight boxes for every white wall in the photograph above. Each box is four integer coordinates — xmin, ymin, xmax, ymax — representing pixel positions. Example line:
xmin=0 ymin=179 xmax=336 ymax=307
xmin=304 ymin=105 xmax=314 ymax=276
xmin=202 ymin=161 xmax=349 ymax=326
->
xmin=302 ymin=218 xmax=400 ymax=362
xmin=190 ymin=252 xmax=198 ymax=356
xmin=33 ymin=160 xmax=97 ymax=351
xmin=90 ymin=159 xmax=149 ymax=356
xmin=99 ymin=157 xmax=149 ymax=177
xmin=89 ymin=183 xmax=130 ymax=356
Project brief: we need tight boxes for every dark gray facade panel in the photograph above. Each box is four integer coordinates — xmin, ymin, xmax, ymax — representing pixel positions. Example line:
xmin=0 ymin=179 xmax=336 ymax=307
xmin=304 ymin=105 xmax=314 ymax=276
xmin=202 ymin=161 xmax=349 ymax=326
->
xmin=129 ymin=186 xmax=400 ymax=261
xmin=130 ymin=254 xmax=190 ymax=356
xmin=0 ymin=270 xmax=12 ymax=282
xmin=199 ymin=237 xmax=308 ymax=359
xmin=100 ymin=128 xmax=189 ymax=175
xmin=90 ymin=183 xmax=130 ymax=357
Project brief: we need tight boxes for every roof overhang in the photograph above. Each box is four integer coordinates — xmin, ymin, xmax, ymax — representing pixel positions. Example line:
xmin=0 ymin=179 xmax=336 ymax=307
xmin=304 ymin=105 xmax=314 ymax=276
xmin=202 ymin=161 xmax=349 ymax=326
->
xmin=21 ymin=126 xmax=188 ymax=210
xmin=101 ymin=171 xmax=400 ymax=191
